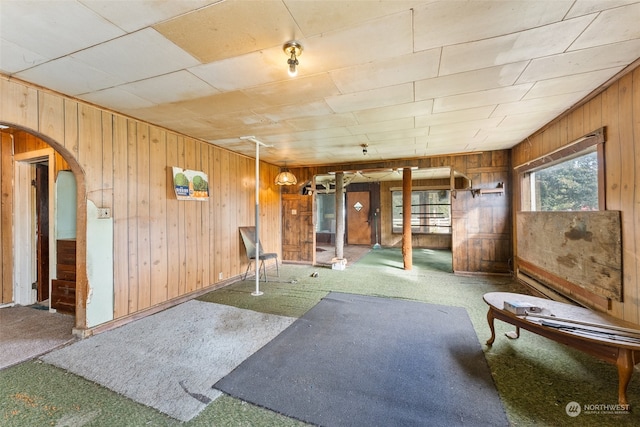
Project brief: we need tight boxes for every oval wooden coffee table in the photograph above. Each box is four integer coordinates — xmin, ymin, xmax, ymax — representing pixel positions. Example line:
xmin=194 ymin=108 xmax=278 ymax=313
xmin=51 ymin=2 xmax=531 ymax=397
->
xmin=484 ymin=292 xmax=640 ymax=406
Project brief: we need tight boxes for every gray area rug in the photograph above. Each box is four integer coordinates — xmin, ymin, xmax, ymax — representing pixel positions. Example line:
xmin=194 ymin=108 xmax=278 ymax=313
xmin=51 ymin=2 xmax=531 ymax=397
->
xmin=0 ymin=306 xmax=75 ymax=370
xmin=215 ymin=292 xmax=508 ymax=427
xmin=41 ymin=300 xmax=295 ymax=422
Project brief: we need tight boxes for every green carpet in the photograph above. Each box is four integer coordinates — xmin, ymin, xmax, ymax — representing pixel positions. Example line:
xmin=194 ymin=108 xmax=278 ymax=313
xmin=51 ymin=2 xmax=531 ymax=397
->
xmin=2 ymin=248 xmax=639 ymax=426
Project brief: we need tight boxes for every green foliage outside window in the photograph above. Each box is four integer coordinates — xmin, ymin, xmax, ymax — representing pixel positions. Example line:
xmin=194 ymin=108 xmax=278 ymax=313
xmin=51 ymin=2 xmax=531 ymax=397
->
xmin=532 ymin=151 xmax=599 ymax=211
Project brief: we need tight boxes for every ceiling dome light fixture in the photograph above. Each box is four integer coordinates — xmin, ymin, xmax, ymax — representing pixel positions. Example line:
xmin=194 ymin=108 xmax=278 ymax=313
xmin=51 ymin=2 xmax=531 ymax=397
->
xmin=283 ymin=41 xmax=303 ymax=77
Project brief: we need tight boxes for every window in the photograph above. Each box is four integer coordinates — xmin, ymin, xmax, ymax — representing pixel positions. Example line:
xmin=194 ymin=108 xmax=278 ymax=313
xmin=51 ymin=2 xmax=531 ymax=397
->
xmin=391 ymin=189 xmax=451 ymax=234
xmin=524 ymin=148 xmax=599 ymax=211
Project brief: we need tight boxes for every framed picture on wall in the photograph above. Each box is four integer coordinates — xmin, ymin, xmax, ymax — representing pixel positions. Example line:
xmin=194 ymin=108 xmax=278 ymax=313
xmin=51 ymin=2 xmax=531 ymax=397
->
xmin=172 ymin=167 xmax=209 ymax=201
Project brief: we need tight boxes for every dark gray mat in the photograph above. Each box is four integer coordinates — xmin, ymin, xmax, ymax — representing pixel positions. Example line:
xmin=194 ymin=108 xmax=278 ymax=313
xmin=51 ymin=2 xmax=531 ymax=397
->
xmin=215 ymin=292 xmax=508 ymax=426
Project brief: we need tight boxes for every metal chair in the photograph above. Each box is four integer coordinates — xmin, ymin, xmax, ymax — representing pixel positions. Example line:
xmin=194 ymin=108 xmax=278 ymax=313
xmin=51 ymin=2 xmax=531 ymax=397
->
xmin=239 ymin=227 xmax=279 ymax=281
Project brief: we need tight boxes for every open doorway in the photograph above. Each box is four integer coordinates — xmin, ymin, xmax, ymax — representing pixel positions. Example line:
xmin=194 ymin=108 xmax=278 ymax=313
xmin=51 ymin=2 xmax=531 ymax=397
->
xmin=311 ymin=167 xmax=471 ymax=269
xmin=13 ymin=154 xmax=54 ymax=307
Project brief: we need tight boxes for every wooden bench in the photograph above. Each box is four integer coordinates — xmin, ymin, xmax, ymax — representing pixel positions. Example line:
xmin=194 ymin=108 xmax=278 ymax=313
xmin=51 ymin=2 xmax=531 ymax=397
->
xmin=484 ymin=292 xmax=640 ymax=406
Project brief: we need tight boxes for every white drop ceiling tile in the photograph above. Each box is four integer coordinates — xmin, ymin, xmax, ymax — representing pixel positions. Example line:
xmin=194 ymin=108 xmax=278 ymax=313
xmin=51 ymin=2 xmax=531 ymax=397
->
xmin=255 ymin=100 xmax=333 ymax=123
xmin=303 ymin=11 xmax=413 ymax=75
xmin=0 ymin=0 xmax=124 ymax=59
xmin=429 ymin=117 xmax=504 ymax=135
xmin=284 ymin=0 xmax=419 ymax=36
xmin=440 ymin=14 xmax=594 ymax=75
xmin=325 ymin=83 xmax=414 ymax=114
xmin=243 ymin=74 xmax=340 ymax=108
xmin=523 ymin=68 xmax=624 ymax=100
xmin=16 ymin=56 xmax=123 ymax=96
xmin=497 ymin=111 xmax=560 ymax=132
xmin=281 ymin=127 xmax=353 ymax=143
xmin=198 ymin=111 xmax=271 ymax=131
xmin=71 ymin=28 xmax=200 ymax=83
xmin=492 ymin=92 xmax=590 ymax=117
xmin=477 ymin=128 xmax=534 ymax=144
xmin=347 ymin=118 xmax=415 ymax=136
xmin=153 ymin=0 xmax=300 ymax=63
xmin=366 ymin=127 xmax=429 ymax=142
xmin=189 ymin=48 xmax=285 ymax=92
xmin=570 ymin=3 xmax=640 ymax=50
xmin=0 ymin=38 xmax=47 ymax=74
xmin=122 ymin=104 xmax=197 ymax=123
xmin=80 ymin=0 xmax=222 ymax=32
xmin=415 ymin=62 xmax=529 ymax=101
xmin=423 ymin=130 xmax=481 ymax=144
xmin=518 ymin=40 xmax=640 ymax=83
xmin=118 ymin=71 xmax=220 ymax=104
xmin=286 ymin=114 xmax=359 ymax=132
xmin=565 ymin=0 xmax=638 ymax=18
xmin=176 ymin=91 xmax=264 ymax=116
xmin=433 ymin=84 xmax=533 ymax=114
xmin=311 ymin=134 xmax=371 ymax=148
xmin=79 ymin=87 xmax=154 ymax=110
xmin=413 ymin=0 xmax=572 ymax=51
xmin=415 ymin=106 xmax=495 ymax=127
xmin=353 ymin=100 xmax=434 ymax=124
xmin=330 ymin=49 xmax=440 ymax=94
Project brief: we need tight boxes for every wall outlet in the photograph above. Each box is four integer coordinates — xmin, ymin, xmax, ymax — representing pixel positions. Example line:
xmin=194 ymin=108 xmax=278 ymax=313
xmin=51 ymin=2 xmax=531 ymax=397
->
xmin=218 ymin=272 xmax=223 ymax=280
xmin=98 ymin=208 xmax=111 ymax=219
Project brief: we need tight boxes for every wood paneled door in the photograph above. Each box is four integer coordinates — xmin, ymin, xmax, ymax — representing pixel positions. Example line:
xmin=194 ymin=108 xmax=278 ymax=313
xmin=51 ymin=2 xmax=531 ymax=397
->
xmin=346 ymin=191 xmax=372 ymax=245
xmin=282 ymin=194 xmax=314 ymax=263
xmin=35 ymin=163 xmax=49 ymax=302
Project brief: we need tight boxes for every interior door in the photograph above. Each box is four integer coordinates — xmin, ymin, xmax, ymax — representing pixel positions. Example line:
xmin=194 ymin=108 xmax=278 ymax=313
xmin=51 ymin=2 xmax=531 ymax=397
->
xmin=35 ymin=163 xmax=49 ymax=302
xmin=346 ymin=191 xmax=371 ymax=245
xmin=282 ymin=194 xmax=314 ymax=263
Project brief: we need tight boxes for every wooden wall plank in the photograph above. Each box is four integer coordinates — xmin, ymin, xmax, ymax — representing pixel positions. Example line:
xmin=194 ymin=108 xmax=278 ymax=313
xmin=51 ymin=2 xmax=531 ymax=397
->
xmin=193 ymin=141 xmax=204 ymax=290
xmin=136 ymin=123 xmax=151 ymax=310
xmin=165 ymin=133 xmax=180 ymax=298
xmin=63 ymin=100 xmax=79 ymax=158
xmin=184 ymin=137 xmax=198 ymax=293
xmin=0 ymin=133 xmax=13 ymax=303
xmin=112 ymin=116 xmax=129 ymax=319
xmin=38 ymin=92 xmax=65 ymax=145
xmin=618 ymin=73 xmax=637 ymax=321
xmin=149 ymin=127 xmax=168 ymax=305
xmin=78 ymin=104 xmax=103 ymax=206
xmin=200 ymin=143 xmax=211 ymax=287
xmin=126 ymin=121 xmax=139 ymax=313
xmin=634 ymin=66 xmax=640 ymax=323
xmin=176 ymin=136 xmax=187 ymax=294
xmin=219 ymin=150 xmax=232 ymax=279
xmin=212 ymin=146 xmax=223 ymax=281
xmin=101 ymin=112 xmax=113 ymax=209
xmin=0 ymin=79 xmax=38 ymax=129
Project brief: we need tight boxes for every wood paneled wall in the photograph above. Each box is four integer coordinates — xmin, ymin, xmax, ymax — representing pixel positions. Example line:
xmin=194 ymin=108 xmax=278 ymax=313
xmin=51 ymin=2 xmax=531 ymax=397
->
xmin=0 ymin=76 xmax=281 ymax=328
xmin=0 ymin=132 xmax=13 ymax=304
xmin=511 ymin=64 xmax=640 ymax=325
xmin=285 ymin=151 xmax=511 ymax=275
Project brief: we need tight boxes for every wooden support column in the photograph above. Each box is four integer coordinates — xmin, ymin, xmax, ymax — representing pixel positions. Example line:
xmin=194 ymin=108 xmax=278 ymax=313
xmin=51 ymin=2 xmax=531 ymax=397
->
xmin=335 ymin=172 xmax=345 ymax=260
xmin=402 ymin=168 xmax=412 ymax=270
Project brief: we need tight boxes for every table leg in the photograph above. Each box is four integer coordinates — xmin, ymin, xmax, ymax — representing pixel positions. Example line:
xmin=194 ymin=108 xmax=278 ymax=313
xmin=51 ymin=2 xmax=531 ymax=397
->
xmin=486 ymin=307 xmax=496 ymax=346
xmin=617 ymin=349 xmax=633 ymax=407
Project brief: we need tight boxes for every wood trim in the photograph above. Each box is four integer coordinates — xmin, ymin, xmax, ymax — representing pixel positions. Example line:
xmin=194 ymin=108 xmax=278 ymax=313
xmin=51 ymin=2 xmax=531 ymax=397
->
xmin=517 ymin=258 xmax=609 ymax=311
xmin=514 ymin=127 xmax=604 ymax=171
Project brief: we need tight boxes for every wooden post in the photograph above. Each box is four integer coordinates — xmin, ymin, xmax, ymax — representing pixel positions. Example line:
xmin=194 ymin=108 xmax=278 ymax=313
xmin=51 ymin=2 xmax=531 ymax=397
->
xmin=402 ymin=168 xmax=412 ymax=270
xmin=335 ymin=172 xmax=345 ymax=260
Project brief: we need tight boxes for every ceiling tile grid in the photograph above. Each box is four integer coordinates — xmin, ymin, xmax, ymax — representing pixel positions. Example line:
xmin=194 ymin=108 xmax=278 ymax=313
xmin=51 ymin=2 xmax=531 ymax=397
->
xmin=0 ymin=0 xmax=639 ymax=166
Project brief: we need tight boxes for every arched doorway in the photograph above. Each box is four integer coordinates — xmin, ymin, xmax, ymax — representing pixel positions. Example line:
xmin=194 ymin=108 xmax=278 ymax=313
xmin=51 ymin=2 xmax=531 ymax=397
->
xmin=0 ymin=124 xmax=86 ymax=331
